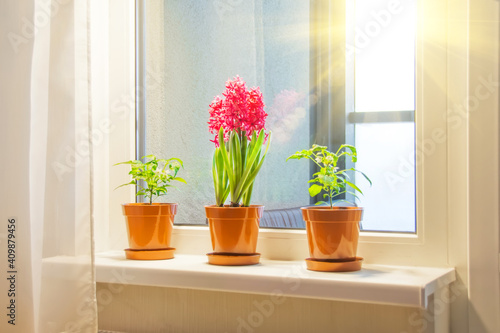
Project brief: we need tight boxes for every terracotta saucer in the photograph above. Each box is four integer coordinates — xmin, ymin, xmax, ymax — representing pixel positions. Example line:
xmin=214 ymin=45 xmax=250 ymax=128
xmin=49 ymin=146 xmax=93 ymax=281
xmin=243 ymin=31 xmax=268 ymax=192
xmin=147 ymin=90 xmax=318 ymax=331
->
xmin=125 ymin=247 xmax=175 ymax=260
xmin=207 ymin=252 xmax=261 ymax=266
xmin=305 ymin=257 xmax=363 ymax=272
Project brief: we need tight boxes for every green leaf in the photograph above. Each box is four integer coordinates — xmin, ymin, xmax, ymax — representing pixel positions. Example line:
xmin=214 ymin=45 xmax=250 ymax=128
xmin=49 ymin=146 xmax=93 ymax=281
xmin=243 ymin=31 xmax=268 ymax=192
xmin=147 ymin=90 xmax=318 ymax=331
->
xmin=356 ymin=169 xmax=372 ymax=186
xmin=114 ymin=180 xmax=136 ymax=190
xmin=312 ymin=144 xmax=327 ymax=151
xmin=212 ymin=151 xmax=219 ymax=202
xmin=219 ymin=128 xmax=235 ymax=191
xmin=113 ymin=160 xmax=142 ymax=166
xmin=346 ymin=191 xmax=363 ymax=201
xmin=308 ymin=184 xmax=323 ymax=197
xmin=339 ymin=144 xmax=356 ymax=153
xmin=232 ymin=132 xmax=242 ymax=187
xmin=315 ymin=201 xmax=326 ymax=206
xmin=242 ymin=182 xmax=254 ymax=207
xmin=235 ymin=131 xmax=271 ymax=203
xmin=173 ymin=177 xmax=187 ymax=184
xmin=345 ymin=180 xmax=363 ymax=194
xmin=233 ymin=129 xmax=266 ymax=199
xmin=332 ymin=199 xmax=355 ymax=206
xmin=166 ymin=157 xmax=184 ymax=168
xmin=214 ymin=146 xmax=229 ymax=206
xmin=241 ymin=133 xmax=248 ymax=171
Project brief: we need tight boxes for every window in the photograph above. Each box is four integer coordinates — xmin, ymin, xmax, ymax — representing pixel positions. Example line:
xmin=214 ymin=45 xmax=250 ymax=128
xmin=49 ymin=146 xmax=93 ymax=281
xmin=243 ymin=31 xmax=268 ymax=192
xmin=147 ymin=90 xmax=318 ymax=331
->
xmin=352 ymin=0 xmax=416 ymax=232
xmin=137 ymin=0 xmax=417 ymax=233
xmin=102 ymin=0 xmax=453 ymax=266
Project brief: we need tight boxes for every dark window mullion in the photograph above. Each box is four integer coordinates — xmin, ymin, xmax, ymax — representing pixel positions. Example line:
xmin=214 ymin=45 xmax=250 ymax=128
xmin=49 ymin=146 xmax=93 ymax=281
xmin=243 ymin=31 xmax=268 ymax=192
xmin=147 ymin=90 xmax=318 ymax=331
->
xmin=310 ymin=0 xmax=354 ymax=205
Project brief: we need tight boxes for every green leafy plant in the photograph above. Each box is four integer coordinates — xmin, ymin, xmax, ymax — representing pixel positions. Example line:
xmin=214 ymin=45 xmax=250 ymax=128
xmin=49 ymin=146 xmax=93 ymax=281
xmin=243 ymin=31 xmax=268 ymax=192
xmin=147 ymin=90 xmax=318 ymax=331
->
xmin=115 ymin=155 xmax=186 ymax=205
xmin=213 ymin=127 xmax=271 ymax=207
xmin=286 ymin=144 xmax=371 ymax=208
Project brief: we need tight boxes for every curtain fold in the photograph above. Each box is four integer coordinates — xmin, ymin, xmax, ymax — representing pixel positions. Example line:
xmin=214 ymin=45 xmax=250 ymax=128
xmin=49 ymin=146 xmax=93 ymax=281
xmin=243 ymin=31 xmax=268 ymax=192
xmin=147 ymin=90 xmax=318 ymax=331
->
xmin=1 ymin=0 xmax=99 ymax=332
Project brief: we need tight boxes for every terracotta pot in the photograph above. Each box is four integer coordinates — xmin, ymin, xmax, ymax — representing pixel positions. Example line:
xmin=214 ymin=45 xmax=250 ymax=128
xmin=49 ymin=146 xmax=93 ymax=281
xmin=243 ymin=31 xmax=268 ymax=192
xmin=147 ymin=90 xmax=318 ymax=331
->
xmin=205 ymin=205 xmax=264 ymax=254
xmin=122 ymin=203 xmax=177 ymax=250
xmin=301 ymin=207 xmax=363 ymax=260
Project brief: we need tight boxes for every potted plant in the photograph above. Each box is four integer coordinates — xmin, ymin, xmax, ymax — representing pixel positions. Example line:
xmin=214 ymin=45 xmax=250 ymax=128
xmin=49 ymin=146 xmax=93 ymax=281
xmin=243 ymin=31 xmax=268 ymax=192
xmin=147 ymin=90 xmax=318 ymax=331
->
xmin=206 ymin=76 xmax=271 ymax=265
xmin=287 ymin=144 xmax=371 ymax=272
xmin=115 ymin=155 xmax=186 ymax=260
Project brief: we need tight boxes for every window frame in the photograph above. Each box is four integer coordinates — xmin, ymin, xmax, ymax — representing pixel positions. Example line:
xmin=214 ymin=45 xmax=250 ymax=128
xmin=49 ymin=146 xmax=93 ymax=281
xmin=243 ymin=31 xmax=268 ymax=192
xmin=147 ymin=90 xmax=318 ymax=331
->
xmin=123 ymin=0 xmax=453 ymax=267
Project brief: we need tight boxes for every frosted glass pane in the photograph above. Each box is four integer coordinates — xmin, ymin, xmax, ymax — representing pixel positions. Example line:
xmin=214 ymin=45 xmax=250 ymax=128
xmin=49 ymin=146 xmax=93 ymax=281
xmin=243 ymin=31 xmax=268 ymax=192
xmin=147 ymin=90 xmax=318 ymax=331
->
xmin=355 ymin=0 xmax=415 ymax=112
xmin=145 ymin=1 xmax=311 ymax=225
xmin=355 ymin=123 xmax=416 ymax=232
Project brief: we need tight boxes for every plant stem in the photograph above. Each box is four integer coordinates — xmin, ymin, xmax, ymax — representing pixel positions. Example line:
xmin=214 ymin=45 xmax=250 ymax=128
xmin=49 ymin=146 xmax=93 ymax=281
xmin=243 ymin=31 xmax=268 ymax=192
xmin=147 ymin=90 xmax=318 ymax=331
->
xmin=329 ymin=188 xmax=333 ymax=208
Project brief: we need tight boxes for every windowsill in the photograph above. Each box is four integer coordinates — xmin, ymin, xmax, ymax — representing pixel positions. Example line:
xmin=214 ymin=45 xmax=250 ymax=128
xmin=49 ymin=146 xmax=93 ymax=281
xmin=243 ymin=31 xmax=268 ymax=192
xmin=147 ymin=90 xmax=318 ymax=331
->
xmin=44 ymin=251 xmax=456 ymax=309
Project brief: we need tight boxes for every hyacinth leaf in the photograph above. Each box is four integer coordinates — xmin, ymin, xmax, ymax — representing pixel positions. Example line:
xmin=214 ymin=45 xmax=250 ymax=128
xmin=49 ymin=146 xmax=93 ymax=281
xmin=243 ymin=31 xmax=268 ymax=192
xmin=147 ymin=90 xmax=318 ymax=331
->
xmin=213 ymin=150 xmax=222 ymax=206
xmin=228 ymin=132 xmax=235 ymax=179
xmin=235 ymin=133 xmax=242 ymax=181
xmin=213 ymin=149 xmax=224 ymax=206
xmin=242 ymin=182 xmax=254 ymax=207
xmin=233 ymin=129 xmax=266 ymax=198
xmin=218 ymin=127 xmax=235 ymax=193
xmin=241 ymin=133 xmax=247 ymax=175
xmin=212 ymin=151 xmax=219 ymax=204
xmin=229 ymin=132 xmax=242 ymax=204
xmin=242 ymin=147 xmax=259 ymax=207
xmin=246 ymin=133 xmax=257 ymax=166
xmin=238 ymin=132 xmax=272 ymax=205
xmin=220 ymin=154 xmax=229 ymax=204
xmin=241 ymin=150 xmax=260 ymax=207
xmin=213 ymin=147 xmax=230 ymax=207
xmin=232 ymin=132 xmax=242 ymax=188
xmin=232 ymin=145 xmax=261 ymax=202
xmin=212 ymin=128 xmax=271 ymax=207
xmin=219 ymin=151 xmax=228 ymax=184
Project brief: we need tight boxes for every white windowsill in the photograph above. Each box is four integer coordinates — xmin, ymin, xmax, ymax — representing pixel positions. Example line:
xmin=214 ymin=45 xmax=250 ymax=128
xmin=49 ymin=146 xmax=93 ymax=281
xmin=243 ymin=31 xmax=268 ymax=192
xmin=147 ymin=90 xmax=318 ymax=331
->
xmin=44 ymin=251 xmax=456 ymax=309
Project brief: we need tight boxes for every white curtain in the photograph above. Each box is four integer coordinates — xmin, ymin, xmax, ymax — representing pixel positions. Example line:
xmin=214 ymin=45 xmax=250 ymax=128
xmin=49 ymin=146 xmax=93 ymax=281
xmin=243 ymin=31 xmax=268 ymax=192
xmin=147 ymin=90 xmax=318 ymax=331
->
xmin=1 ymin=0 xmax=101 ymax=331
